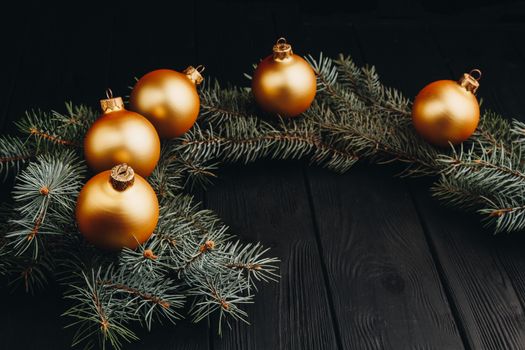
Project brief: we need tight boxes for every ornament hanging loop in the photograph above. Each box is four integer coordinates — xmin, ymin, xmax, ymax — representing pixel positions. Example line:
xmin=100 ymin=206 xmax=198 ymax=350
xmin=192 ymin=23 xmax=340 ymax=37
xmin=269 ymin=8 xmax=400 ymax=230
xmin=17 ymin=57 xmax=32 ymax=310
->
xmin=273 ymin=37 xmax=293 ymax=61
xmin=106 ymin=88 xmax=114 ymax=99
xmin=195 ymin=65 xmax=205 ymax=73
xmin=110 ymin=163 xmax=135 ymax=191
xmin=458 ymin=69 xmax=481 ymax=94
xmin=469 ymin=69 xmax=482 ymax=81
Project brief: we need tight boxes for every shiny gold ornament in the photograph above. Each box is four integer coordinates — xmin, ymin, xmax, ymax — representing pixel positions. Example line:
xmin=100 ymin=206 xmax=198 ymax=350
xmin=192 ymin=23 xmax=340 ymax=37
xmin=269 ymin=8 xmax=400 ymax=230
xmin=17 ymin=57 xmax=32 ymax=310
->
xmin=130 ymin=66 xmax=204 ymax=138
xmin=76 ymin=163 xmax=159 ymax=250
xmin=252 ymin=38 xmax=317 ymax=117
xmin=84 ymin=90 xmax=160 ymax=177
xmin=412 ymin=70 xmax=482 ymax=146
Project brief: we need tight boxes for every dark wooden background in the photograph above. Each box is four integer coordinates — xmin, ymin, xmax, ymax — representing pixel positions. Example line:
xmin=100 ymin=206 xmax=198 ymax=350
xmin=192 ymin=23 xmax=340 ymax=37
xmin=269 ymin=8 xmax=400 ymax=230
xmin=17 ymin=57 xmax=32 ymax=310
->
xmin=1 ymin=0 xmax=525 ymax=349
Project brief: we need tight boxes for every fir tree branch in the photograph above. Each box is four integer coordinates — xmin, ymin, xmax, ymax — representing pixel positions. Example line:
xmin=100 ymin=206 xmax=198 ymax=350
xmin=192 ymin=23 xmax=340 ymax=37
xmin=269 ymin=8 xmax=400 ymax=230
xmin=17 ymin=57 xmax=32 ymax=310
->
xmin=223 ymin=241 xmax=280 ymax=288
xmin=99 ymin=280 xmax=172 ymax=310
xmin=5 ymin=150 xmax=85 ymax=258
xmin=28 ymin=128 xmax=79 ymax=147
xmin=3 ymin=52 xmax=525 ymax=350
xmin=63 ymin=269 xmax=140 ymax=350
xmin=0 ymin=135 xmax=34 ymax=178
xmin=15 ymin=104 xmax=97 ymax=151
xmin=189 ymin=272 xmax=253 ymax=334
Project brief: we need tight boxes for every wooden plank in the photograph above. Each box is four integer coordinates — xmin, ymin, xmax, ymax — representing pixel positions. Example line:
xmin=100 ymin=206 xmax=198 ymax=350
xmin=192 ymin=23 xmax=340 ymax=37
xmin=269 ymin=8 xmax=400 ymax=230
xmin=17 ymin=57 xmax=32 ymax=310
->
xmin=108 ymin=1 xmax=210 ymax=349
xmin=57 ymin=1 xmax=115 ymax=105
xmin=128 ymin=319 xmax=210 ymax=350
xmin=433 ymin=23 xmax=525 ymax=349
xmin=109 ymin=0 xmax=197 ymax=94
xmin=205 ymin=161 xmax=340 ymax=350
xmin=198 ymin=3 xmax=339 ymax=349
xmin=194 ymin=1 xmax=275 ymax=86
xmin=0 ymin=0 xmax=207 ymax=347
xmin=508 ymin=24 xmax=525 ymax=61
xmin=486 ymin=24 xmax=525 ymax=335
xmin=0 ymin=0 xmax=38 ymax=132
xmin=0 ymin=2 xmax=205 ymax=349
xmin=3 ymin=2 xmax=71 ymax=127
xmin=0 ymin=2 xmax=85 ymax=349
xmin=307 ymin=165 xmax=464 ymax=349
xmin=0 ymin=0 xmax=39 ymax=199
xmin=411 ymin=181 xmax=525 ymax=350
xmin=430 ymin=23 xmax=525 ymax=118
xmin=273 ymin=11 xmax=353 ymax=350
xmin=355 ymin=21 xmax=525 ymax=349
xmin=296 ymin=17 xmax=465 ymax=349
xmin=0 ymin=284 xmax=72 ymax=349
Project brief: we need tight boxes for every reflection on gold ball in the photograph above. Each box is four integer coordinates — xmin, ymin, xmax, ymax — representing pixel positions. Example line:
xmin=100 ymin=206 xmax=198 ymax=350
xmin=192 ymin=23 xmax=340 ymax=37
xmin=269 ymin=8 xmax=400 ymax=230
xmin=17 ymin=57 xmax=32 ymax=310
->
xmin=252 ymin=38 xmax=316 ymax=117
xmin=130 ymin=69 xmax=201 ymax=138
xmin=84 ymin=96 xmax=160 ymax=177
xmin=76 ymin=164 xmax=159 ymax=250
xmin=412 ymin=78 xmax=480 ymax=146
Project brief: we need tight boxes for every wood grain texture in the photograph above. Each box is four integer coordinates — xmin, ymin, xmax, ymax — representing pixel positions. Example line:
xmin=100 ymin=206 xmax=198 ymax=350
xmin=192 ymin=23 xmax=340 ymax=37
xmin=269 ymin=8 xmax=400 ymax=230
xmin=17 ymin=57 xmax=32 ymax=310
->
xmin=412 ymin=186 xmax=525 ymax=350
xmin=430 ymin=24 xmax=525 ymax=119
xmin=109 ymin=0 xmax=196 ymax=91
xmin=355 ymin=22 xmax=525 ymax=349
xmin=195 ymin=1 xmax=276 ymax=86
xmin=0 ymin=0 xmax=38 ymax=132
xmin=5 ymin=1 xmax=70 ymax=122
xmin=57 ymin=1 xmax=115 ymax=105
xmin=306 ymin=164 xmax=463 ymax=350
xmin=0 ymin=4 xmax=85 ymax=349
xmin=432 ymin=24 xmax=525 ymax=350
xmin=1 ymin=1 xmax=525 ymax=349
xmin=0 ymin=0 xmax=40 ymax=204
xmin=297 ymin=19 xmax=464 ymax=349
xmin=205 ymin=161 xmax=340 ymax=350
xmin=0 ymin=285 xmax=71 ymax=350
xmin=127 ymin=319 xmax=209 ymax=350
xmin=199 ymin=4 xmax=339 ymax=348
xmin=110 ymin=2 xmax=210 ymax=349
xmin=473 ymin=27 xmax=525 ymax=346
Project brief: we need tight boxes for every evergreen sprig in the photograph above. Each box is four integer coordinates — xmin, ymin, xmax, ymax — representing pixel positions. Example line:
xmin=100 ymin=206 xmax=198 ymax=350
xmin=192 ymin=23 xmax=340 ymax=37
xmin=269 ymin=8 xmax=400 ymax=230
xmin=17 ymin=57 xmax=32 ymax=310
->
xmin=0 ymin=104 xmax=280 ymax=348
xmin=0 ymin=135 xmax=33 ymax=178
xmin=0 ymin=52 xmax=523 ymax=349
xmin=6 ymin=150 xmax=85 ymax=258
xmin=189 ymin=54 xmax=525 ymax=232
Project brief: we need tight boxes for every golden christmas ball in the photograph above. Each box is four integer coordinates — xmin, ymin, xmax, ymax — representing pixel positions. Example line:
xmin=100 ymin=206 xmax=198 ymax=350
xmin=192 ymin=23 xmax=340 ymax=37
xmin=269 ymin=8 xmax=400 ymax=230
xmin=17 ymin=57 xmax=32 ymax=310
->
xmin=130 ymin=66 xmax=204 ymax=139
xmin=252 ymin=38 xmax=317 ymax=117
xmin=84 ymin=90 xmax=160 ymax=177
xmin=76 ymin=164 xmax=159 ymax=250
xmin=412 ymin=70 xmax=481 ymax=146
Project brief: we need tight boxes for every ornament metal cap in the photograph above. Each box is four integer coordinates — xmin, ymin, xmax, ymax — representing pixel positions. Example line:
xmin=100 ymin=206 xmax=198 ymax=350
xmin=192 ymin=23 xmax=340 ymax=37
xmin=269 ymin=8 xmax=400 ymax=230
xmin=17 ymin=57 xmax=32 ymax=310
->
xmin=100 ymin=88 xmax=124 ymax=113
xmin=110 ymin=163 xmax=135 ymax=191
xmin=273 ymin=37 xmax=293 ymax=61
xmin=458 ymin=69 xmax=481 ymax=94
xmin=183 ymin=65 xmax=205 ymax=85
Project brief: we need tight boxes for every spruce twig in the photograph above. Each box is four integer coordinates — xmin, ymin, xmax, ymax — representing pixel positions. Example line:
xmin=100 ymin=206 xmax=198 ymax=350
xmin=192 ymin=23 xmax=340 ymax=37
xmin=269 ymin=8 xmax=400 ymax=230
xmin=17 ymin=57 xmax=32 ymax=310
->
xmin=1 ymin=53 xmax=524 ymax=350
